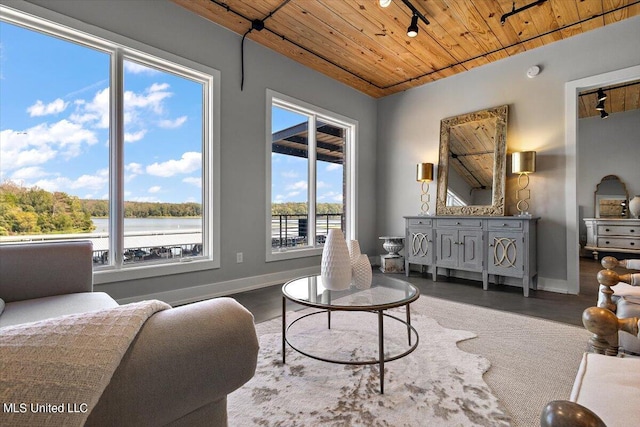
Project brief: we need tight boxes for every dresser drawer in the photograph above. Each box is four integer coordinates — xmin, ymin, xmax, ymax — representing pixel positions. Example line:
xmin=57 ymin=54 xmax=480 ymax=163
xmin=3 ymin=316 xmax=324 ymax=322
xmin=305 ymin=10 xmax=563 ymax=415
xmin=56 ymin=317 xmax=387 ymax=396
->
xmin=488 ymin=220 xmax=524 ymax=231
xmin=436 ymin=218 xmax=483 ymax=228
xmin=407 ymin=218 xmax=432 ymax=227
xmin=598 ymin=225 xmax=640 ymax=236
xmin=597 ymin=237 xmax=640 ymax=250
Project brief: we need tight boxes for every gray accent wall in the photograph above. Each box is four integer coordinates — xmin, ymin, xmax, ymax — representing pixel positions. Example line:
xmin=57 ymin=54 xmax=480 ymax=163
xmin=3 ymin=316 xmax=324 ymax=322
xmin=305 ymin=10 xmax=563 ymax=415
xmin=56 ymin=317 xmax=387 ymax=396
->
xmin=377 ymin=16 xmax=640 ymax=294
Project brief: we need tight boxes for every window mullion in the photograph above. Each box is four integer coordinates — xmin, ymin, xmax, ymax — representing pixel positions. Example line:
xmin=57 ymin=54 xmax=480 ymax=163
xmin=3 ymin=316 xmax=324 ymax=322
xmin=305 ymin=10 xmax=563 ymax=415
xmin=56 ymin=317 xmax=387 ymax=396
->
xmin=110 ymin=49 xmax=125 ymax=268
xmin=308 ymin=114 xmax=317 ymax=248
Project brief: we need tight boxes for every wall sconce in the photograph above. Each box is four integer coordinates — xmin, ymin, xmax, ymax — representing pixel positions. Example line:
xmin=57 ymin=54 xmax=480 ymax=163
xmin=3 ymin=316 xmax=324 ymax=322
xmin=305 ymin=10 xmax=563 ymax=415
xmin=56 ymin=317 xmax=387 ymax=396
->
xmin=417 ymin=163 xmax=434 ymax=215
xmin=512 ymin=151 xmax=536 ymax=216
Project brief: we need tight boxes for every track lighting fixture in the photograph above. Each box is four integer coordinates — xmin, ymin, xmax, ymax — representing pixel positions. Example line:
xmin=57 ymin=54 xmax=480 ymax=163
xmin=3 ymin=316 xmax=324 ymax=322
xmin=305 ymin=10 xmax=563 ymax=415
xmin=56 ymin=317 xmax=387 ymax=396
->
xmin=595 ymin=88 xmax=609 ymax=119
xmin=407 ymin=14 xmax=419 ymax=37
xmin=380 ymin=0 xmax=429 ymax=38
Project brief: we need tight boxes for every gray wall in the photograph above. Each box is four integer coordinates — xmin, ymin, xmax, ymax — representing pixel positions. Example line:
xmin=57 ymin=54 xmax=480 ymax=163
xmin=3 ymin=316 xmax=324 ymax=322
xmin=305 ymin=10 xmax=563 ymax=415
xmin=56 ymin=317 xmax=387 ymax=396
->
xmin=377 ymin=16 xmax=640 ymax=293
xmin=577 ymin=110 xmax=640 ymax=246
xmin=15 ymin=0 xmax=377 ymax=301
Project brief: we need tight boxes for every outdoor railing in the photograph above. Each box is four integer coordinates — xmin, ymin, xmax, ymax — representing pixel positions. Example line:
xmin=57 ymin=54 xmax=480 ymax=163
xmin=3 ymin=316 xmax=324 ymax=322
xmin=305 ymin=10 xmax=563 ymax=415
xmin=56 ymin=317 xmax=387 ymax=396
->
xmin=271 ymin=213 xmax=344 ymax=249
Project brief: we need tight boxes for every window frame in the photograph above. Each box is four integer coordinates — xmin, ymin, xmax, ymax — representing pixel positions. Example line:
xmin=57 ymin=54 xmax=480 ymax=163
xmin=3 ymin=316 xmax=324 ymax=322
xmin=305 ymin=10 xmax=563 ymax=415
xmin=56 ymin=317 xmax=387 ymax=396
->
xmin=0 ymin=4 xmax=221 ymax=283
xmin=265 ymin=89 xmax=357 ymax=262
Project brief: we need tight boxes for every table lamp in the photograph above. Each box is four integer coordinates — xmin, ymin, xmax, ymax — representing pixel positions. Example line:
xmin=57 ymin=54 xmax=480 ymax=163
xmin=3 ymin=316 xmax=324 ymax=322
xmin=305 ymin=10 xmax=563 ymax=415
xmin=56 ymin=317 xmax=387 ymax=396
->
xmin=417 ymin=163 xmax=434 ymax=216
xmin=512 ymin=151 xmax=536 ymax=216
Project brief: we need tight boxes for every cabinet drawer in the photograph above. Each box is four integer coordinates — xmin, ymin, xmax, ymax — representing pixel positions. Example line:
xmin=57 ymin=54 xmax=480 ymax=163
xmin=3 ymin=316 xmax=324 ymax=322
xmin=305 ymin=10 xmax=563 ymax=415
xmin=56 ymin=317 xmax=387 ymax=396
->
xmin=436 ymin=218 xmax=482 ymax=228
xmin=598 ymin=225 xmax=640 ymax=236
xmin=408 ymin=218 xmax=432 ymax=226
xmin=597 ymin=237 xmax=640 ymax=250
xmin=488 ymin=220 xmax=523 ymax=231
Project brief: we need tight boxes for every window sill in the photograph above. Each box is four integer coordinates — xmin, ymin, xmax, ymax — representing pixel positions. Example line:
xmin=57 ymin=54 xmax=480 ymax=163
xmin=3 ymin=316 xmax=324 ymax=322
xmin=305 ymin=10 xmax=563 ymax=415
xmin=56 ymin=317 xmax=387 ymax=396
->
xmin=94 ymin=257 xmax=219 ymax=284
xmin=266 ymin=246 xmax=322 ymax=262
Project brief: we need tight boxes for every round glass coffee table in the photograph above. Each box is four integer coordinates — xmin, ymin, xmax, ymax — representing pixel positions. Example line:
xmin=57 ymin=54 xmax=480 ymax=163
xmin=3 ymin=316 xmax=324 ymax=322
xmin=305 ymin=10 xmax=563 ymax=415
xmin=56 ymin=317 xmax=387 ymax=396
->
xmin=282 ymin=274 xmax=420 ymax=394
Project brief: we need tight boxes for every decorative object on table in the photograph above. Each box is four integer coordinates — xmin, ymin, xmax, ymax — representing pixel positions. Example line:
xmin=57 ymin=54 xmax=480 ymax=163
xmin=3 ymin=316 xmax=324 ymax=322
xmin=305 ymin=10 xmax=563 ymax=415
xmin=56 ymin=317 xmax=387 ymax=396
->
xmin=416 ymin=162 xmax=434 ymax=215
xmin=320 ymin=229 xmax=352 ymax=290
xmin=379 ymin=236 xmax=405 ymax=274
xmin=380 ymin=236 xmax=404 ymax=256
xmin=512 ymin=151 xmax=536 ymax=216
xmin=346 ymin=239 xmax=362 ymax=265
xmin=351 ymin=254 xmax=373 ymax=289
xmin=630 ymin=195 xmax=640 ymax=219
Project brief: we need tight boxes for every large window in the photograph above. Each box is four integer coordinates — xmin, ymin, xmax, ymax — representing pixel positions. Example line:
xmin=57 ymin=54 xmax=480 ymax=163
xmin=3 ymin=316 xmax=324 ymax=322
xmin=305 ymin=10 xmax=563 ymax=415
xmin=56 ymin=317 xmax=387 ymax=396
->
xmin=0 ymin=5 xmax=220 ymax=281
xmin=267 ymin=91 xmax=356 ymax=261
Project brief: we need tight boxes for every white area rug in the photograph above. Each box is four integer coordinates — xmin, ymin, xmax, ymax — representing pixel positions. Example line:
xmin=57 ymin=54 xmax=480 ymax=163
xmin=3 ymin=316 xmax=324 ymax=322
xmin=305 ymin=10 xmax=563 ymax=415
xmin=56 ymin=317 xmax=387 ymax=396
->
xmin=228 ymin=297 xmax=512 ymax=426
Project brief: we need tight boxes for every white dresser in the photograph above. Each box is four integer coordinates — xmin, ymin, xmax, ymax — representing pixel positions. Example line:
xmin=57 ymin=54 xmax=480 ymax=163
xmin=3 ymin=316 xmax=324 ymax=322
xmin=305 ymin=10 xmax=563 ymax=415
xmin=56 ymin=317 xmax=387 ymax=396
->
xmin=405 ymin=216 xmax=538 ymax=296
xmin=584 ymin=218 xmax=640 ymax=259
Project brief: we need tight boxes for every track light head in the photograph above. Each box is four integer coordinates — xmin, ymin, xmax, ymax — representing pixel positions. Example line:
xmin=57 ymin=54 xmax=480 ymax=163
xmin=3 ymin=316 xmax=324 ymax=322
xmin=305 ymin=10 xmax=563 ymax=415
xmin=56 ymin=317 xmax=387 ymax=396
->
xmin=597 ymin=88 xmax=607 ymax=101
xmin=596 ymin=100 xmax=605 ymax=111
xmin=407 ymin=14 xmax=419 ymax=37
xmin=379 ymin=0 xmax=392 ymax=7
xmin=600 ymin=110 xmax=609 ymax=119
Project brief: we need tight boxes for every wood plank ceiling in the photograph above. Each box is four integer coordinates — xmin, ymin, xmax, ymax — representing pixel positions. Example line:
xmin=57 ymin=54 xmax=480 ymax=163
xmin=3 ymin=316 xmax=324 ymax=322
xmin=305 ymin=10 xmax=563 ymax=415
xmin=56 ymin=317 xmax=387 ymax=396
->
xmin=173 ymin=0 xmax=640 ymax=99
xmin=578 ymin=79 xmax=640 ymax=118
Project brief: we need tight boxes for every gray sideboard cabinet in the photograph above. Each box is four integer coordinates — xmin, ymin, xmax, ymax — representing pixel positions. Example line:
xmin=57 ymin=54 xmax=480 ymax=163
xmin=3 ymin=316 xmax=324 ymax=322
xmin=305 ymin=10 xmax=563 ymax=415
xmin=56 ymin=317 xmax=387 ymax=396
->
xmin=405 ymin=216 xmax=539 ymax=297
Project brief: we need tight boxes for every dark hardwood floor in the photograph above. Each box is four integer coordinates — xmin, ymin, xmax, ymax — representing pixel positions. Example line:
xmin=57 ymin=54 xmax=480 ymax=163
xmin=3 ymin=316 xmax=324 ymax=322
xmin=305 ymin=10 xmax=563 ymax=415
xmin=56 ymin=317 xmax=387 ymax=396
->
xmin=231 ymin=258 xmax=603 ymax=327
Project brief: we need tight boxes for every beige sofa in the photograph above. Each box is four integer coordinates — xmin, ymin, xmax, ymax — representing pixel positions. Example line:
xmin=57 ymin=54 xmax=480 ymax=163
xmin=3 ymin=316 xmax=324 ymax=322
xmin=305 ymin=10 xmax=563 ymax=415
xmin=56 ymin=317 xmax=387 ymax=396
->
xmin=0 ymin=241 xmax=259 ymax=426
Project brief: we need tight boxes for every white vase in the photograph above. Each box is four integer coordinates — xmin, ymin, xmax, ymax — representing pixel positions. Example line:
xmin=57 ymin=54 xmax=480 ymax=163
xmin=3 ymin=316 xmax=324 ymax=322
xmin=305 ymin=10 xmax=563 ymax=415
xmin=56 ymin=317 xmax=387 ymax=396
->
xmin=320 ymin=229 xmax=352 ymax=291
xmin=630 ymin=196 xmax=640 ymax=219
xmin=346 ymin=239 xmax=361 ymax=266
xmin=352 ymin=254 xmax=372 ymax=290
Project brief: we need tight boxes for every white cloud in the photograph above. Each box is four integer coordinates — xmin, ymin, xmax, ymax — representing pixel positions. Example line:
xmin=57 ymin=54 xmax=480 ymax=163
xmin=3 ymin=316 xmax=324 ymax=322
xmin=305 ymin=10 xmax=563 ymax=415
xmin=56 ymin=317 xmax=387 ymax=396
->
xmin=27 ymin=98 xmax=68 ymax=117
xmin=125 ymin=83 xmax=172 ymax=115
xmin=70 ymin=88 xmax=110 ymax=128
xmin=182 ymin=176 xmax=202 ymax=188
xmin=281 ymin=170 xmax=298 ymax=179
xmin=158 ymin=116 xmax=187 ymax=129
xmin=146 ymin=152 xmax=201 ymax=177
xmin=30 ymin=168 xmax=108 ymax=193
xmin=125 ymin=162 xmax=143 ymax=175
xmin=318 ymin=191 xmax=343 ymax=202
xmin=10 ymin=166 xmax=48 ymax=181
xmin=326 ymin=163 xmax=342 ymax=171
xmin=124 ymin=129 xmax=147 ymax=143
xmin=0 ymin=120 xmax=97 ymax=172
xmin=124 ymin=61 xmax=160 ymax=75
xmin=128 ymin=196 xmax=160 ymax=202
xmin=148 ymin=185 xmax=161 ymax=193
xmin=286 ymin=181 xmax=308 ymax=191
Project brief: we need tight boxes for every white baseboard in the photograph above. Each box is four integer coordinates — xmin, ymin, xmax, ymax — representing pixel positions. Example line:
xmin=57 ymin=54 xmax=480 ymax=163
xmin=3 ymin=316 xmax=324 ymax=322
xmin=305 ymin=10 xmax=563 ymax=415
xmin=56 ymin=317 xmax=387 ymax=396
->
xmin=536 ymin=277 xmax=572 ymax=294
xmin=116 ymin=265 xmax=320 ymax=306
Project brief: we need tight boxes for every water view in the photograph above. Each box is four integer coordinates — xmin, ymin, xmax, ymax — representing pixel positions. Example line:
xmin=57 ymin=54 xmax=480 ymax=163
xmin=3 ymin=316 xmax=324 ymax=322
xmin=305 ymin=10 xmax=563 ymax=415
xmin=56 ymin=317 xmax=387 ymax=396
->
xmin=91 ymin=217 xmax=202 ymax=233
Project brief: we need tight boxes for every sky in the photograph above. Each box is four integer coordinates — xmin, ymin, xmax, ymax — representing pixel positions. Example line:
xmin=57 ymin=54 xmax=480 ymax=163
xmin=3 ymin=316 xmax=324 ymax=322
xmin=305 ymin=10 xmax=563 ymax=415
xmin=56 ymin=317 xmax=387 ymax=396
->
xmin=0 ymin=20 xmax=343 ymax=207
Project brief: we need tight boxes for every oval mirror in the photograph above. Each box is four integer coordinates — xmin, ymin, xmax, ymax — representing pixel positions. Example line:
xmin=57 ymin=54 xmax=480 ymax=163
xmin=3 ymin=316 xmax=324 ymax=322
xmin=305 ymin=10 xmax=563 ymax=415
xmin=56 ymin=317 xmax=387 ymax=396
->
xmin=436 ymin=105 xmax=508 ymax=216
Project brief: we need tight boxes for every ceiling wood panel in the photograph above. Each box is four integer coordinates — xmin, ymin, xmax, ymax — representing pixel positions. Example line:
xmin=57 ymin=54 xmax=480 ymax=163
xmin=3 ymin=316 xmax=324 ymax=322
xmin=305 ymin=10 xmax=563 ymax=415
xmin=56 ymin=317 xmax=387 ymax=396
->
xmin=173 ymin=0 xmax=640 ymax=98
xmin=578 ymin=80 xmax=640 ymax=118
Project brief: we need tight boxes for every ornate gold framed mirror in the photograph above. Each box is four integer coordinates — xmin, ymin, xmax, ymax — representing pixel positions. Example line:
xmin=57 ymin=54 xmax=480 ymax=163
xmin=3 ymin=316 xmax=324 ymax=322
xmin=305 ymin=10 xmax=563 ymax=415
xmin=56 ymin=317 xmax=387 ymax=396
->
xmin=436 ymin=105 xmax=508 ymax=216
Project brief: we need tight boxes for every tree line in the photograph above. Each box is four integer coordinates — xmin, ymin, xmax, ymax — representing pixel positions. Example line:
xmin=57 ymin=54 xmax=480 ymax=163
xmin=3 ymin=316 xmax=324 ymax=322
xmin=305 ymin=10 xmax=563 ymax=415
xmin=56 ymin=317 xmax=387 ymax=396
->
xmin=0 ymin=181 xmax=201 ymax=236
xmin=271 ymin=202 xmax=343 ymax=215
